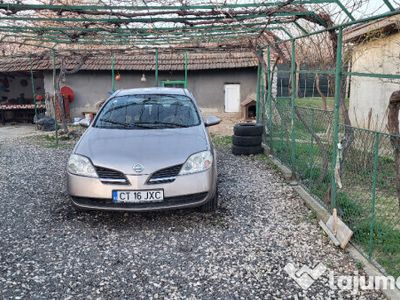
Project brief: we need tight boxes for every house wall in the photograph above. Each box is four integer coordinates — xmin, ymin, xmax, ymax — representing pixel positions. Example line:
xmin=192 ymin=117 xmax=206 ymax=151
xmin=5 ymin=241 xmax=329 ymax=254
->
xmin=349 ymin=32 xmax=400 ymax=131
xmin=43 ymin=68 xmax=257 ymax=118
xmin=0 ymin=73 xmax=44 ymax=104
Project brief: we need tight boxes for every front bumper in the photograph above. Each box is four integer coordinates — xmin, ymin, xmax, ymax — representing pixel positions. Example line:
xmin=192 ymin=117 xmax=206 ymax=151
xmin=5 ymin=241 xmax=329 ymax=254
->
xmin=67 ymin=167 xmax=216 ymax=211
xmin=71 ymin=192 xmax=210 ymax=211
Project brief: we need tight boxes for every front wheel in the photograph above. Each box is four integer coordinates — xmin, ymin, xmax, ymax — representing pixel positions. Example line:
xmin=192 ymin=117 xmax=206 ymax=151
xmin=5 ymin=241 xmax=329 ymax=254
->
xmin=200 ymin=188 xmax=218 ymax=213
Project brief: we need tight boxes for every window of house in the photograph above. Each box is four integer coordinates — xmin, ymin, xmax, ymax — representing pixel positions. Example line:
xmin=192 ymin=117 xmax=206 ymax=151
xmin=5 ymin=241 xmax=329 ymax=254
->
xmin=161 ymin=80 xmax=186 ymax=88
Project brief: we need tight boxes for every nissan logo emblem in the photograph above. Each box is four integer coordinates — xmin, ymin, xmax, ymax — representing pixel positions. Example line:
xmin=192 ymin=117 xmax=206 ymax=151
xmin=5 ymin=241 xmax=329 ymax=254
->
xmin=132 ymin=163 xmax=144 ymax=173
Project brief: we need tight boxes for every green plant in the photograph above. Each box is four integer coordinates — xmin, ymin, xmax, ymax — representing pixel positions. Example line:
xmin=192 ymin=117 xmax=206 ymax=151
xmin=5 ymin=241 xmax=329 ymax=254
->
xmin=306 ymin=210 xmax=317 ymax=223
xmin=355 ymin=260 xmax=363 ymax=270
xmin=211 ymin=135 xmax=231 ymax=148
xmin=336 ymin=192 xmax=365 ymax=222
xmin=325 ymin=259 xmax=333 ymax=269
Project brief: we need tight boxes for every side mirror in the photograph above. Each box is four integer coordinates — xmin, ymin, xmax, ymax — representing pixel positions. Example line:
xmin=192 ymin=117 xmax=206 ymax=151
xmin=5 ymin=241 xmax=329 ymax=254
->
xmin=204 ymin=116 xmax=221 ymax=127
xmin=79 ymin=118 xmax=91 ymax=128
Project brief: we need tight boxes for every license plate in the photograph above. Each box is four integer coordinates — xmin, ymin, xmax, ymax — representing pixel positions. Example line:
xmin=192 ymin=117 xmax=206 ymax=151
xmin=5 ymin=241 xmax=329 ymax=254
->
xmin=112 ymin=190 xmax=164 ymax=203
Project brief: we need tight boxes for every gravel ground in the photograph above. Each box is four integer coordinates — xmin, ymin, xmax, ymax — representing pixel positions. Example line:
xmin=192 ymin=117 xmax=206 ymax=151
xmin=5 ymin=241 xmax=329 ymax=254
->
xmin=0 ymin=136 xmax=384 ymax=299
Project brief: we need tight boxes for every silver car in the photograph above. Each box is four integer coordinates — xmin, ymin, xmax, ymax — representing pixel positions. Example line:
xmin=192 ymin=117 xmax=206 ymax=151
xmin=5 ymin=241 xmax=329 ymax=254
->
xmin=67 ymin=88 xmax=220 ymax=212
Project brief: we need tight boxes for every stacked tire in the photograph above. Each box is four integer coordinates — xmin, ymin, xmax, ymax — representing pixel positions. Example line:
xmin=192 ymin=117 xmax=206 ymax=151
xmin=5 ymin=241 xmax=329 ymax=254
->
xmin=232 ymin=123 xmax=264 ymax=155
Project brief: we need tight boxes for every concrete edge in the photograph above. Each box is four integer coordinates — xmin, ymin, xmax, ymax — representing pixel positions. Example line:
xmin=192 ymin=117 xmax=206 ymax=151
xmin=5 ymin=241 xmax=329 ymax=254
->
xmin=261 ymin=143 xmax=292 ymax=180
xmin=346 ymin=245 xmax=400 ymax=300
xmin=264 ymin=157 xmax=400 ymax=300
xmin=293 ymin=185 xmax=330 ymax=223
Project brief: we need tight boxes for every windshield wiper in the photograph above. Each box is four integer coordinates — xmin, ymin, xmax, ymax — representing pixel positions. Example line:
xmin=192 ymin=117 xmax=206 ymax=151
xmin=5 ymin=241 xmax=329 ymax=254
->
xmin=98 ymin=118 xmax=131 ymax=128
xmin=98 ymin=119 xmax=159 ymax=129
xmin=134 ymin=121 xmax=189 ymax=128
xmin=129 ymin=123 xmax=157 ymax=129
xmin=156 ymin=122 xmax=189 ymax=128
xmin=98 ymin=118 xmax=190 ymax=129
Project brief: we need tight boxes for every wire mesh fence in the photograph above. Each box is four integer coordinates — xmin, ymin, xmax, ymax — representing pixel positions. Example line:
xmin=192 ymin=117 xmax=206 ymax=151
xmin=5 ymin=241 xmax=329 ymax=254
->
xmin=339 ymin=127 xmax=400 ymax=277
xmin=263 ymin=97 xmax=400 ymax=278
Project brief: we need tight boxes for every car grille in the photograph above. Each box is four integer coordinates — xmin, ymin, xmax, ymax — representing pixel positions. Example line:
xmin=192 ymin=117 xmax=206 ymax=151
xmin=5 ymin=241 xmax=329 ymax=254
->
xmin=148 ymin=164 xmax=183 ymax=184
xmin=95 ymin=166 xmax=128 ymax=184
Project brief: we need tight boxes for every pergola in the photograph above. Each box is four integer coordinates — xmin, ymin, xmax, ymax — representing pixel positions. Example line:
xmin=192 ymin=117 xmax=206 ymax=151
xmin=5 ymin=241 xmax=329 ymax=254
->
xmin=1 ymin=0 xmax=400 ymax=276
xmin=1 ymin=0 xmax=400 ymax=202
xmin=0 ymin=1 xmax=397 ymax=53
xmin=0 ymin=1 xmax=362 ymax=49
xmin=0 ymin=1 xmax=398 ymax=110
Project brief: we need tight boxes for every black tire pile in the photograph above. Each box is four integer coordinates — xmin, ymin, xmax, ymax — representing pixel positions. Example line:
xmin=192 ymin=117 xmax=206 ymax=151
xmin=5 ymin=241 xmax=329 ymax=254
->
xmin=232 ymin=123 xmax=264 ymax=155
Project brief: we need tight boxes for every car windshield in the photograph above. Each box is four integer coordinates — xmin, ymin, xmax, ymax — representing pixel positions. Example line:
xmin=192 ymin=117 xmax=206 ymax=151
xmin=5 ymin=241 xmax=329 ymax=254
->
xmin=94 ymin=94 xmax=200 ymax=129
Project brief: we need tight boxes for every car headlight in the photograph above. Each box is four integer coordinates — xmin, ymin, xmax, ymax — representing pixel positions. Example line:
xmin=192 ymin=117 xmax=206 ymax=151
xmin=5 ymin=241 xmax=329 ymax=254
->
xmin=67 ymin=154 xmax=98 ymax=178
xmin=179 ymin=150 xmax=213 ymax=175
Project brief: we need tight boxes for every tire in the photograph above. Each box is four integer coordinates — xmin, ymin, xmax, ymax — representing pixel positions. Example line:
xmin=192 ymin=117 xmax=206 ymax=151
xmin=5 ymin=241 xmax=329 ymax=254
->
xmin=233 ymin=123 xmax=263 ymax=136
xmin=232 ymin=135 xmax=262 ymax=147
xmin=200 ymin=187 xmax=218 ymax=213
xmin=232 ymin=145 xmax=263 ymax=156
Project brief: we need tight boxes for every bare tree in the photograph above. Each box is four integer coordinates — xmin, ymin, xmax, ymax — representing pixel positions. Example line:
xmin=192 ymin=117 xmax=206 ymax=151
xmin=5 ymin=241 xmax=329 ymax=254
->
xmin=54 ymin=53 xmax=90 ymax=132
xmin=296 ymin=32 xmax=334 ymax=110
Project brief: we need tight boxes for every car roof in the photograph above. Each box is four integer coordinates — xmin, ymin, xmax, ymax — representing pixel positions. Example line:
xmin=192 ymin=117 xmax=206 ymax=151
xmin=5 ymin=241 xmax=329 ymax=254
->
xmin=114 ymin=87 xmax=190 ymax=97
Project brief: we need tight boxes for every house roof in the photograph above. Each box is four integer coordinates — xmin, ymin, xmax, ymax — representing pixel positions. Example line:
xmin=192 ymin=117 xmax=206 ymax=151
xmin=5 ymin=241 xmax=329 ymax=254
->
xmin=0 ymin=51 xmax=259 ymax=73
xmin=344 ymin=14 xmax=400 ymax=43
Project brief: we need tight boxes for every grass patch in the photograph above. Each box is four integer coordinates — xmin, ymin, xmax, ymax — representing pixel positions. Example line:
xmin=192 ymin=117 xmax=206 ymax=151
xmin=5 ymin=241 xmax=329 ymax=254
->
xmin=295 ymin=97 xmax=334 ymax=109
xmin=34 ymin=133 xmax=77 ymax=149
xmin=295 ymin=97 xmax=349 ymax=109
xmin=306 ymin=210 xmax=318 ymax=224
xmin=271 ymin=140 xmax=328 ymax=180
xmin=351 ymin=219 xmax=400 ymax=278
xmin=337 ymin=193 xmax=365 ymax=222
xmin=211 ymin=134 xmax=231 ymax=148
xmin=355 ymin=260 xmax=363 ymax=270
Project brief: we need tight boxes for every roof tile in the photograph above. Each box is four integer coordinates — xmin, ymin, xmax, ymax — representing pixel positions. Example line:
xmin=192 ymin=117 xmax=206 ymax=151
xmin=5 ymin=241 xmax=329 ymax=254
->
xmin=0 ymin=51 xmax=258 ymax=72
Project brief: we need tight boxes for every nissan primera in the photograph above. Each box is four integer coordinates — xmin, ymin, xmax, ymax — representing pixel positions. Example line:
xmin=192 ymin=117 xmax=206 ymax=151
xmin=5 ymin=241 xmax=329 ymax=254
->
xmin=67 ymin=88 xmax=220 ymax=212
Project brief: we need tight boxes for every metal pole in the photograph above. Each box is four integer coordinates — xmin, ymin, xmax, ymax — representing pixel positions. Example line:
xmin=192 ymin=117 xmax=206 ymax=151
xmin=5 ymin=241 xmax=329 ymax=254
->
xmin=184 ymin=51 xmax=188 ymax=88
xmin=260 ymin=51 xmax=265 ymax=124
xmin=330 ymin=27 xmax=343 ymax=210
xmin=51 ymin=49 xmax=58 ymax=145
xmin=267 ymin=46 xmax=273 ymax=151
xmin=327 ymin=79 xmax=330 ymax=97
xmin=255 ymin=53 xmax=261 ymax=123
xmin=309 ymin=109 xmax=315 ymax=177
xmin=155 ymin=48 xmax=159 ymax=87
xmin=29 ymin=56 xmax=37 ymax=117
xmin=111 ymin=54 xmax=115 ymax=92
xmin=312 ymin=76 xmax=315 ymax=98
xmin=290 ymin=39 xmax=297 ymax=171
xmin=383 ymin=0 xmax=395 ymax=11
xmin=368 ymin=132 xmax=380 ymax=259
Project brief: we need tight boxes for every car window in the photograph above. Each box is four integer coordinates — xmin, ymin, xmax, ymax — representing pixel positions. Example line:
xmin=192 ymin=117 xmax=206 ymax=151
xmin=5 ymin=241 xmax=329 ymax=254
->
xmin=94 ymin=94 xmax=201 ymax=129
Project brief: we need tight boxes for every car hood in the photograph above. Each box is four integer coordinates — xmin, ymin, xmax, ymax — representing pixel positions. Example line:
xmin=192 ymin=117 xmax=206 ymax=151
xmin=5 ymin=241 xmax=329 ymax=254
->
xmin=75 ymin=125 xmax=209 ymax=175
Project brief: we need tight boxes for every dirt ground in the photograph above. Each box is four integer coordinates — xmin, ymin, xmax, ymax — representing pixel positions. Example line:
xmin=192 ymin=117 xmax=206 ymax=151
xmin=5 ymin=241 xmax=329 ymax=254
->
xmin=203 ymin=112 xmax=249 ymax=136
xmin=0 ymin=112 xmax=246 ymax=140
xmin=0 ymin=124 xmax=46 ymax=141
